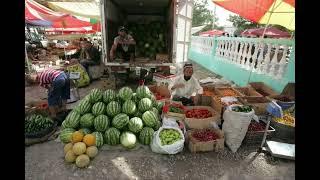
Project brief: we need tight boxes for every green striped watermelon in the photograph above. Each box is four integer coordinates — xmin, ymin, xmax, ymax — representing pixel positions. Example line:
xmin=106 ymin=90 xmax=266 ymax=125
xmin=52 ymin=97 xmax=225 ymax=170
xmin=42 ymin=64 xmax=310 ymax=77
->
xmin=92 ymin=102 xmax=106 ymax=116
xmin=103 ymin=89 xmax=117 ymax=104
xmin=128 ymin=117 xmax=144 ymax=133
xmin=153 ymin=120 xmax=162 ymax=131
xmin=118 ymin=87 xmax=133 ymax=101
xmin=92 ymin=131 xmax=104 ymax=148
xmin=94 ymin=115 xmax=109 ymax=132
xmin=104 ymin=127 xmax=121 ymax=145
xmin=106 ymin=101 xmax=121 ymax=117
xmin=149 ymin=95 xmax=157 ymax=107
xmin=151 ymin=107 xmax=159 ymax=117
xmin=74 ymin=99 xmax=92 ymax=115
xmin=139 ymin=127 xmax=154 ymax=145
xmin=112 ymin=113 xmax=129 ymax=129
xmin=79 ymin=128 xmax=92 ymax=135
xmin=120 ymin=131 xmax=137 ymax=149
xmin=63 ymin=111 xmax=81 ymax=129
xmin=156 ymin=101 xmax=165 ymax=112
xmin=59 ymin=128 xmax=75 ymax=143
xmin=131 ymin=93 xmax=140 ymax=103
xmin=80 ymin=113 xmax=95 ymax=128
xmin=136 ymin=86 xmax=151 ymax=99
xmin=133 ymin=111 xmax=143 ymax=119
xmin=138 ymin=98 xmax=153 ymax=113
xmin=122 ymin=100 xmax=137 ymax=116
xmin=89 ymin=88 xmax=103 ymax=103
xmin=142 ymin=111 xmax=158 ymax=127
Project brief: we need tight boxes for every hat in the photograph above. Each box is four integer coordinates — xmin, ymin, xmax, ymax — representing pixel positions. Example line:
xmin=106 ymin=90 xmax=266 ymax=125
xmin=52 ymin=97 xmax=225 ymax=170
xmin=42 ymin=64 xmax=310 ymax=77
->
xmin=118 ymin=26 xmax=128 ymax=33
xmin=183 ymin=63 xmax=193 ymax=69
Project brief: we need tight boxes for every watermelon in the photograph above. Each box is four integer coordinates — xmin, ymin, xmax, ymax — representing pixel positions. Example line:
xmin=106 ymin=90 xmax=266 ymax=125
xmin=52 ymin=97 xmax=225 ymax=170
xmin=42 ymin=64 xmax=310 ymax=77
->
xmin=128 ymin=117 xmax=144 ymax=133
xmin=131 ymin=93 xmax=140 ymax=103
xmin=92 ymin=132 xmax=104 ymax=148
xmin=153 ymin=120 xmax=162 ymax=131
xmin=151 ymin=107 xmax=159 ymax=117
xmin=149 ymin=95 xmax=157 ymax=107
xmin=156 ymin=101 xmax=165 ymax=112
xmin=92 ymin=102 xmax=106 ymax=116
xmin=59 ymin=128 xmax=75 ymax=143
xmin=112 ymin=113 xmax=129 ymax=129
xmin=94 ymin=115 xmax=109 ymax=132
xmin=120 ymin=131 xmax=137 ymax=149
xmin=122 ymin=100 xmax=137 ymax=116
xmin=136 ymin=86 xmax=151 ymax=99
xmin=80 ymin=113 xmax=95 ymax=128
xmin=138 ymin=98 xmax=153 ymax=112
xmin=118 ymin=87 xmax=133 ymax=101
xmin=106 ymin=101 xmax=121 ymax=117
xmin=104 ymin=127 xmax=121 ymax=145
xmin=74 ymin=99 xmax=92 ymax=115
xmin=89 ymin=88 xmax=103 ymax=103
xmin=139 ymin=127 xmax=154 ymax=145
xmin=79 ymin=128 xmax=92 ymax=135
xmin=142 ymin=111 xmax=158 ymax=127
xmin=63 ymin=111 xmax=81 ymax=129
xmin=133 ymin=111 xmax=143 ymax=119
xmin=103 ymin=89 xmax=117 ymax=104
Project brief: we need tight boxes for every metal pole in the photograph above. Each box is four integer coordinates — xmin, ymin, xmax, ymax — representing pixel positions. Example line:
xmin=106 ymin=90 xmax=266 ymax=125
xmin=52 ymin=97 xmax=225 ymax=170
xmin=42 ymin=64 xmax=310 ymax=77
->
xmin=25 ymin=44 xmax=31 ymax=73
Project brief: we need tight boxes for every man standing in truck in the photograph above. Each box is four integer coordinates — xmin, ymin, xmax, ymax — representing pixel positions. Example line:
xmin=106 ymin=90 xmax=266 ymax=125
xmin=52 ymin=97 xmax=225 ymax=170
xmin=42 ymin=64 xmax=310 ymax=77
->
xmin=168 ymin=63 xmax=203 ymax=106
xmin=110 ymin=26 xmax=136 ymax=64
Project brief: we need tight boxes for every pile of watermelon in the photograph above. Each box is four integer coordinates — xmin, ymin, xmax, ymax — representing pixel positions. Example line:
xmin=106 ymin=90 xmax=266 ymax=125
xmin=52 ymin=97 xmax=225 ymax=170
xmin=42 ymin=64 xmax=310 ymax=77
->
xmin=60 ymin=86 xmax=165 ymax=149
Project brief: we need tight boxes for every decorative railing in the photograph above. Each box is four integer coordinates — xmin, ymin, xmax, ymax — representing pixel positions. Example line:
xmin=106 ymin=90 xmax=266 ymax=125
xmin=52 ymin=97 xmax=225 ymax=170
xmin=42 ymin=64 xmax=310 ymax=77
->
xmin=188 ymin=36 xmax=295 ymax=92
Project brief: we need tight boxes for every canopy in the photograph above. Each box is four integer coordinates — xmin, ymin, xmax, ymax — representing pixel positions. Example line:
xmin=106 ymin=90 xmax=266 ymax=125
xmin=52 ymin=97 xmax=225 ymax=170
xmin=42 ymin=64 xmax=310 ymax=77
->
xmin=212 ymin=0 xmax=295 ymax=30
xmin=47 ymin=2 xmax=100 ymax=20
xmin=191 ymin=25 xmax=207 ymax=35
xmin=45 ymin=26 xmax=96 ymax=34
xmin=241 ymin=27 xmax=291 ymax=38
xmin=199 ymin=29 xmax=225 ymax=37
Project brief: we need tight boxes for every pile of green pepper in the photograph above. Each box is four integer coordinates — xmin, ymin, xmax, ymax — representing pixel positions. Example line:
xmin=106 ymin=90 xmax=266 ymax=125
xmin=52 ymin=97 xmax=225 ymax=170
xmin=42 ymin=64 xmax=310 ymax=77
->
xmin=232 ymin=105 xmax=252 ymax=113
xmin=169 ymin=106 xmax=184 ymax=114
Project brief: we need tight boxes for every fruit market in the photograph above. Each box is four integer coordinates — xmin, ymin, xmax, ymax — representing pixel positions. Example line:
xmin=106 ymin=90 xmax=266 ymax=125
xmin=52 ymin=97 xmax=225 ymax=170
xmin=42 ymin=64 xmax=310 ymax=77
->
xmin=25 ymin=0 xmax=295 ymax=179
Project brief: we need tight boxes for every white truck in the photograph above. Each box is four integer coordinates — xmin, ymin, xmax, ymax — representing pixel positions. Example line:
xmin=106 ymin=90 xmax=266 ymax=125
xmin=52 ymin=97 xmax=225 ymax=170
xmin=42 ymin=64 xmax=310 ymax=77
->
xmin=99 ymin=0 xmax=194 ymax=73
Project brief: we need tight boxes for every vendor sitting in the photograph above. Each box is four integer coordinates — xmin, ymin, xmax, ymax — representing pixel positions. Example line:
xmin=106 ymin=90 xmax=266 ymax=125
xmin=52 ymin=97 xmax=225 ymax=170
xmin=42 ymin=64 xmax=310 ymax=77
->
xmin=71 ymin=39 xmax=101 ymax=79
xmin=168 ymin=63 xmax=203 ymax=106
xmin=26 ymin=68 xmax=70 ymax=119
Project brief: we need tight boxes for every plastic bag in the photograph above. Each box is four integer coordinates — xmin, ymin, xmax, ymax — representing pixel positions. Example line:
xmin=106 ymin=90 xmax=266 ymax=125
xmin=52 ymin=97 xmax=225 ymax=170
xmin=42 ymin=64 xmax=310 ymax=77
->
xmin=150 ymin=126 xmax=185 ymax=154
xmin=222 ymin=104 xmax=255 ymax=153
xmin=65 ymin=64 xmax=90 ymax=87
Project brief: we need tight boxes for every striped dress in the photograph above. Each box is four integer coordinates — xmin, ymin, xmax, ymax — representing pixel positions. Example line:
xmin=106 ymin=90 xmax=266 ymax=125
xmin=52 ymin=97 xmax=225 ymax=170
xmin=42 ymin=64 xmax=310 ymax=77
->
xmin=37 ymin=68 xmax=63 ymax=88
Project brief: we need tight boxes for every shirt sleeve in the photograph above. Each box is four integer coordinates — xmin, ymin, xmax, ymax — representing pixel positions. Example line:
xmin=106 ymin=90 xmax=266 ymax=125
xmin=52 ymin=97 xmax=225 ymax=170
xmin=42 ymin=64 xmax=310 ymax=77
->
xmin=191 ymin=77 xmax=203 ymax=96
xmin=114 ymin=37 xmax=119 ymax=45
xmin=168 ymin=75 xmax=181 ymax=94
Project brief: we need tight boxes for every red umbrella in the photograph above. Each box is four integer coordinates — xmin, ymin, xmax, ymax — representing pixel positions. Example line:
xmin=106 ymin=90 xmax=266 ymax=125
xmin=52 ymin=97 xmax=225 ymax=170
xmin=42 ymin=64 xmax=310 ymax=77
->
xmin=199 ymin=29 xmax=225 ymax=37
xmin=241 ymin=27 xmax=291 ymax=38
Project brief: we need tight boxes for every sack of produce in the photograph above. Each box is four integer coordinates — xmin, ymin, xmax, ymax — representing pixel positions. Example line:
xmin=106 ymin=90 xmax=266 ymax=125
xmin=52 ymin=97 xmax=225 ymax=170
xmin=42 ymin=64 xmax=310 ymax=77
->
xmin=66 ymin=64 xmax=90 ymax=87
xmin=150 ymin=126 xmax=185 ymax=154
xmin=222 ymin=104 xmax=256 ymax=153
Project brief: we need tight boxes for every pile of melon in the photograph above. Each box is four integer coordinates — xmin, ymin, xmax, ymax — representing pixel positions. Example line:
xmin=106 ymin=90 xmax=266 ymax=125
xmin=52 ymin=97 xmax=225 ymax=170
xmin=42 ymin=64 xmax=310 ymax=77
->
xmin=63 ymin=130 xmax=99 ymax=168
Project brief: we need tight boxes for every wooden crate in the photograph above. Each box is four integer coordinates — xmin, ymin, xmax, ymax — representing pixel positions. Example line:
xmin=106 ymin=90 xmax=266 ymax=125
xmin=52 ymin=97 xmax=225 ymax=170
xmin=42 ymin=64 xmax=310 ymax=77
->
xmin=215 ymin=87 xmax=245 ymax=97
xmin=248 ymin=82 xmax=278 ymax=97
xmin=233 ymin=87 xmax=263 ymax=97
xmin=238 ymin=97 xmax=271 ymax=115
xmin=163 ymin=101 xmax=186 ymax=120
xmin=184 ymin=106 xmax=220 ymax=129
xmin=187 ymin=128 xmax=224 ymax=152
xmin=156 ymin=53 xmax=169 ymax=62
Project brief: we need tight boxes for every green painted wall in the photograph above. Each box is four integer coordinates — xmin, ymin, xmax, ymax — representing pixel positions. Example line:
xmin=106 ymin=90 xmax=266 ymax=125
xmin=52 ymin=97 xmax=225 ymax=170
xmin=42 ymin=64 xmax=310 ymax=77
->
xmin=188 ymin=37 xmax=295 ymax=93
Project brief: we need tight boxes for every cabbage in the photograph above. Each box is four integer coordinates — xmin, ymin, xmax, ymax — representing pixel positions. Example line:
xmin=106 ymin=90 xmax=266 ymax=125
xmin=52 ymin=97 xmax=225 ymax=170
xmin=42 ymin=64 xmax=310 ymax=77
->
xmin=120 ymin=132 xmax=137 ymax=149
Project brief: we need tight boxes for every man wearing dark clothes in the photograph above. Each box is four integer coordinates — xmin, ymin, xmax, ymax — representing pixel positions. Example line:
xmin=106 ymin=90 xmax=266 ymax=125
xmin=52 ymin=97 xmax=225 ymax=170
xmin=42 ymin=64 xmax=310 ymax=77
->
xmin=110 ymin=26 xmax=136 ymax=64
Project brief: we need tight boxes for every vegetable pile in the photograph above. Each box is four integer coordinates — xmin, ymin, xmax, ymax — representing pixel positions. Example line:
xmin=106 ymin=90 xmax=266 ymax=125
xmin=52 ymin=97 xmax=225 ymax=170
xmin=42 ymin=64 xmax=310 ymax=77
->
xmin=248 ymin=121 xmax=266 ymax=131
xmin=274 ymin=113 xmax=295 ymax=127
xmin=218 ymin=89 xmax=239 ymax=97
xmin=163 ymin=103 xmax=185 ymax=114
xmin=25 ymin=114 xmax=54 ymax=134
xmin=159 ymin=129 xmax=182 ymax=145
xmin=231 ymin=105 xmax=252 ymax=113
xmin=186 ymin=109 xmax=213 ymax=119
xmin=192 ymin=129 xmax=219 ymax=142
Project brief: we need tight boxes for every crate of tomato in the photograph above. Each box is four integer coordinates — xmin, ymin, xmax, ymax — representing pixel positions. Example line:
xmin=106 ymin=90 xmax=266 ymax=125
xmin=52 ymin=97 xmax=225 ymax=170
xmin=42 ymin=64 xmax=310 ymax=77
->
xmin=162 ymin=102 xmax=186 ymax=120
xmin=184 ymin=106 xmax=220 ymax=129
xmin=187 ymin=128 xmax=224 ymax=152
xmin=148 ymin=84 xmax=171 ymax=102
xmin=242 ymin=120 xmax=275 ymax=146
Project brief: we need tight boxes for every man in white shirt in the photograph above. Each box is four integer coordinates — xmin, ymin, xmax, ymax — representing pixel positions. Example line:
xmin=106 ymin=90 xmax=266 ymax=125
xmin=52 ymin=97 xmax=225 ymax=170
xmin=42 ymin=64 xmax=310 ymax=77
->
xmin=168 ymin=63 xmax=203 ymax=105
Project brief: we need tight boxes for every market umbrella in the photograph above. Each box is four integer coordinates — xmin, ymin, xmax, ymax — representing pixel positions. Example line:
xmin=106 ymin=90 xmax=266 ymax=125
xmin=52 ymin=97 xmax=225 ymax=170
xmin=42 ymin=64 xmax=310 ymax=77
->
xmin=212 ymin=0 xmax=295 ymax=31
xmin=199 ymin=29 xmax=225 ymax=37
xmin=241 ymin=27 xmax=291 ymax=38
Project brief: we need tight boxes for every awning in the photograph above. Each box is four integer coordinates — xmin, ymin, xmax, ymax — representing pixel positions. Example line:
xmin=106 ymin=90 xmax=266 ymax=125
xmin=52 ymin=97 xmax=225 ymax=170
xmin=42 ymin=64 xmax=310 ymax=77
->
xmin=241 ymin=27 xmax=291 ymax=38
xmin=47 ymin=2 xmax=100 ymax=20
xmin=191 ymin=25 xmax=207 ymax=35
xmin=199 ymin=29 xmax=225 ymax=37
xmin=212 ymin=0 xmax=295 ymax=31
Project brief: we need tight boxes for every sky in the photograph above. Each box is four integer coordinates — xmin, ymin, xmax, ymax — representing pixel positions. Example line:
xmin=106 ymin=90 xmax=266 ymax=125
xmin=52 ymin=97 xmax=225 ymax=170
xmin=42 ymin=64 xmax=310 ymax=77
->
xmin=204 ymin=0 xmax=237 ymax=27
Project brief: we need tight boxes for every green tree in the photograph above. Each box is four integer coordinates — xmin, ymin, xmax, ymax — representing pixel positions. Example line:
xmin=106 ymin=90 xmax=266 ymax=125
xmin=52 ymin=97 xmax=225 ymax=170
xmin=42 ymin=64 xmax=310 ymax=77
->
xmin=192 ymin=0 xmax=222 ymax=33
xmin=227 ymin=15 xmax=261 ymax=36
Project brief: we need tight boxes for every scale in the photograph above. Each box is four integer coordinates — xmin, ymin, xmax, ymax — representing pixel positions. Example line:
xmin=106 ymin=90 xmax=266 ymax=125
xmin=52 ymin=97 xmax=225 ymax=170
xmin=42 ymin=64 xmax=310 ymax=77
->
xmin=67 ymin=72 xmax=80 ymax=104
xmin=259 ymin=101 xmax=295 ymax=160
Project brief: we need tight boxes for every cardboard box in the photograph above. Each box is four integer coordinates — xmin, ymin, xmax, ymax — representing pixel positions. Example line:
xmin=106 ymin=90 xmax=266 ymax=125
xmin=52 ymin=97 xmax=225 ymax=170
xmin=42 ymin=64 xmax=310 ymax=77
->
xmin=238 ymin=97 xmax=271 ymax=115
xmin=248 ymin=82 xmax=278 ymax=97
xmin=153 ymin=72 xmax=176 ymax=86
xmin=156 ymin=54 xmax=169 ymax=62
xmin=184 ymin=106 xmax=220 ymax=129
xmin=187 ymin=128 xmax=224 ymax=152
xmin=215 ymin=87 xmax=245 ymax=97
xmin=148 ymin=84 xmax=171 ymax=101
xmin=163 ymin=101 xmax=186 ymax=120
xmin=233 ymin=87 xmax=263 ymax=97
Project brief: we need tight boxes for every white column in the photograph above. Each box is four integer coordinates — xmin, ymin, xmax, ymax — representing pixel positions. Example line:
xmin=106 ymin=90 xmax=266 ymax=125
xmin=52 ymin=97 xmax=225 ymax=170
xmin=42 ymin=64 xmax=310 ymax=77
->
xmin=245 ymin=42 xmax=253 ymax=70
xmin=240 ymin=42 xmax=248 ymax=67
xmin=276 ymin=45 xmax=289 ymax=79
xmin=269 ymin=44 xmax=280 ymax=76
